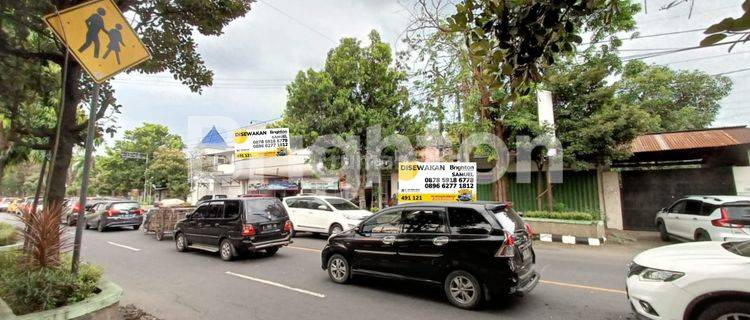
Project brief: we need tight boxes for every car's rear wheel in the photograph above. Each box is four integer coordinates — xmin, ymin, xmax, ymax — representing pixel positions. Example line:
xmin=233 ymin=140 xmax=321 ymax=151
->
xmin=175 ymin=233 xmax=188 ymax=252
xmin=329 ymin=224 xmax=343 ymax=235
xmin=697 ymin=301 xmax=750 ymax=320
xmin=444 ymin=270 xmax=483 ymax=309
xmin=132 ymin=224 xmax=140 ymax=231
xmin=219 ymin=239 xmax=235 ymax=261
xmin=327 ymin=254 xmax=350 ymax=284
xmin=97 ymin=220 xmax=105 ymax=232
xmin=265 ymin=246 xmax=279 ymax=256
xmin=66 ymin=215 xmax=74 ymax=226
xmin=696 ymin=230 xmax=711 ymax=241
xmin=657 ymin=221 xmax=670 ymax=241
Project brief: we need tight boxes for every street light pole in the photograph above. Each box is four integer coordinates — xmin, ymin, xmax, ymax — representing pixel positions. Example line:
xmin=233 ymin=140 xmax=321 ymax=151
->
xmin=71 ymin=83 xmax=99 ymax=275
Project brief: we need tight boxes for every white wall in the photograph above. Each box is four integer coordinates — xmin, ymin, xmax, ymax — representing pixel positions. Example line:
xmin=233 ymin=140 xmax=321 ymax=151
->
xmin=599 ymin=170 xmax=623 ymax=230
xmin=733 ymin=166 xmax=750 ymax=196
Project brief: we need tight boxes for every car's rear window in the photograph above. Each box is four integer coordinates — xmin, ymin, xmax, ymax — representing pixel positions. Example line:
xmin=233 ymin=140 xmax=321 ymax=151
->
xmin=488 ymin=205 xmax=524 ymax=232
xmin=243 ymin=199 xmax=287 ymax=222
xmin=112 ymin=202 xmax=139 ymax=210
xmin=723 ymin=205 xmax=750 ymax=221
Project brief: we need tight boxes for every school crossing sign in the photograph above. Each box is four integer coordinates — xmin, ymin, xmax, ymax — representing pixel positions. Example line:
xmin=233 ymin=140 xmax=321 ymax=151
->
xmin=44 ymin=0 xmax=151 ymax=83
xmin=398 ymin=162 xmax=477 ymax=203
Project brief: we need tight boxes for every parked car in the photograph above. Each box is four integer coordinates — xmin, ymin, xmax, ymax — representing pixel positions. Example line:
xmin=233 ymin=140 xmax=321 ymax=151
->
xmin=6 ymin=198 xmax=20 ymax=215
xmin=195 ymin=194 xmax=227 ymax=205
xmin=65 ymin=197 xmax=122 ymax=226
xmin=0 ymin=197 xmax=15 ymax=212
xmin=174 ymin=197 xmax=292 ymax=261
xmin=84 ymin=200 xmax=144 ymax=232
xmin=321 ymin=202 xmax=538 ymax=309
xmin=15 ymin=197 xmax=42 ymax=216
xmin=655 ymin=196 xmax=750 ymax=242
xmin=626 ymin=240 xmax=750 ymax=320
xmin=282 ymin=195 xmax=373 ymax=236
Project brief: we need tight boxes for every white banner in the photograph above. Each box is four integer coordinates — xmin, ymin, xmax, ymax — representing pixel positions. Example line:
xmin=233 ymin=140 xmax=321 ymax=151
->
xmin=398 ymin=162 xmax=477 ymax=203
xmin=233 ymin=128 xmax=290 ymax=160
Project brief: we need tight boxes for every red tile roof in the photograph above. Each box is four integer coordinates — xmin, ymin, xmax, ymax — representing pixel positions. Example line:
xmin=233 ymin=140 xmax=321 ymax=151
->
xmin=632 ymin=126 xmax=750 ymax=153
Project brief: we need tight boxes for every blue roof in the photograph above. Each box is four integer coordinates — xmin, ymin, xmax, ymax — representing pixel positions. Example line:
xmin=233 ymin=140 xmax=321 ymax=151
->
xmin=199 ymin=126 xmax=228 ymax=148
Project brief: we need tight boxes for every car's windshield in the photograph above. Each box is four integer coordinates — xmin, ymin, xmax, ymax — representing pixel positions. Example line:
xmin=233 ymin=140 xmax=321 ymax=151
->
xmin=243 ymin=199 xmax=287 ymax=221
xmin=722 ymin=205 xmax=750 ymax=220
xmin=723 ymin=241 xmax=750 ymax=257
xmin=325 ymin=198 xmax=360 ymax=210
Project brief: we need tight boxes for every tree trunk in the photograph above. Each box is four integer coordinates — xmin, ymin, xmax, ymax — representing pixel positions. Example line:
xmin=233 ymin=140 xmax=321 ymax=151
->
xmin=45 ymin=64 xmax=82 ymax=210
xmin=545 ymin=158 xmax=554 ymax=211
xmin=492 ymin=124 xmax=508 ymax=201
xmin=536 ymin=160 xmax=544 ymax=210
xmin=358 ymin=173 xmax=366 ymax=209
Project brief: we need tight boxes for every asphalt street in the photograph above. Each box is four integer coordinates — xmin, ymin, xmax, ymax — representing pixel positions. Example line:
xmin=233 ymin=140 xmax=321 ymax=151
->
xmin=1 ymin=212 xmax=647 ymax=319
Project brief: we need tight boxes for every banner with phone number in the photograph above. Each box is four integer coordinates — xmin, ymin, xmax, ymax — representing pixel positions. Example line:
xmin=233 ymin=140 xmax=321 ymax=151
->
xmin=233 ymin=128 xmax=290 ymax=160
xmin=397 ymin=162 xmax=477 ymax=203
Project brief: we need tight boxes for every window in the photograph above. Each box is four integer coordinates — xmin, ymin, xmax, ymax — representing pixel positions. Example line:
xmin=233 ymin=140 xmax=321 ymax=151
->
xmin=669 ymin=201 xmax=686 ymax=213
xmin=701 ymin=203 xmax=718 ymax=216
xmin=288 ymin=198 xmax=310 ymax=209
xmin=325 ymin=198 xmax=360 ymax=210
xmin=309 ymin=199 xmax=331 ymax=211
xmin=193 ymin=204 xmax=210 ymax=219
xmin=244 ymin=199 xmax=288 ymax=222
xmin=723 ymin=205 xmax=750 ymax=220
xmin=207 ymin=202 xmax=224 ymax=219
xmin=199 ymin=195 xmax=211 ymax=201
xmin=224 ymin=200 xmax=241 ymax=219
xmin=402 ymin=209 xmax=447 ymax=234
xmin=447 ymin=207 xmax=491 ymax=235
xmin=362 ymin=210 xmax=401 ymax=234
xmin=684 ymin=200 xmax=702 ymax=215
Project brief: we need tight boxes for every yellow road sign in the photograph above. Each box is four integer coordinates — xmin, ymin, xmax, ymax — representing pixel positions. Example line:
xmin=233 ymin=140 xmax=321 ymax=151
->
xmin=44 ymin=0 xmax=150 ymax=83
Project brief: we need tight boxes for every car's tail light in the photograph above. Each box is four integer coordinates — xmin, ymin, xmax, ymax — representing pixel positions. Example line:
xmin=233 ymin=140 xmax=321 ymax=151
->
xmin=284 ymin=220 xmax=292 ymax=233
xmin=242 ymin=224 xmax=256 ymax=237
xmin=495 ymin=230 xmax=516 ymax=257
xmin=107 ymin=209 xmax=120 ymax=217
xmin=73 ymin=202 xmax=81 ymax=213
xmin=712 ymin=208 xmax=745 ymax=228
xmin=524 ymin=222 xmax=534 ymax=238
xmin=134 ymin=209 xmax=144 ymax=215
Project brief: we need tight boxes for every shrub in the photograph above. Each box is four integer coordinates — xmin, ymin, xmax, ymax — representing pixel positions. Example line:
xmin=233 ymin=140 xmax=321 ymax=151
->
xmin=370 ymin=207 xmax=380 ymax=213
xmin=523 ymin=211 xmax=595 ymax=221
xmin=0 ymin=222 xmax=18 ymax=246
xmin=0 ymin=251 xmax=102 ymax=315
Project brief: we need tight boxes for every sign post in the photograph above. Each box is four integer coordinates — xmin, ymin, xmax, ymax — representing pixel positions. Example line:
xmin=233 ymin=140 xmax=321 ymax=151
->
xmin=43 ymin=0 xmax=151 ymax=275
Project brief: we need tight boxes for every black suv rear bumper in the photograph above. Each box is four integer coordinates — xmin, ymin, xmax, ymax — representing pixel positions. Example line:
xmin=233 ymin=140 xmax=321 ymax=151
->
xmin=512 ymin=270 xmax=540 ymax=296
xmin=236 ymin=236 xmax=292 ymax=252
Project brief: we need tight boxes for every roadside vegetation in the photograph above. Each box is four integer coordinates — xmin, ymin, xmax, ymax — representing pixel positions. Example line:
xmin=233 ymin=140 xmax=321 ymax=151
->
xmin=0 ymin=222 xmax=18 ymax=246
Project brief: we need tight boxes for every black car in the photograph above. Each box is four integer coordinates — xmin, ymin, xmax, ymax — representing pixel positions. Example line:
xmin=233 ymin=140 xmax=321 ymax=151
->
xmin=321 ymin=202 xmax=539 ymax=309
xmin=65 ymin=197 xmax=123 ymax=226
xmin=84 ymin=200 xmax=144 ymax=231
xmin=174 ymin=197 xmax=292 ymax=261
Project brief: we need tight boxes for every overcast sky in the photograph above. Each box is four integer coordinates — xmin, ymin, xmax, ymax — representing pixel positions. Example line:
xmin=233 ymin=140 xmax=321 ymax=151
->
xmin=109 ymin=0 xmax=749 ymax=148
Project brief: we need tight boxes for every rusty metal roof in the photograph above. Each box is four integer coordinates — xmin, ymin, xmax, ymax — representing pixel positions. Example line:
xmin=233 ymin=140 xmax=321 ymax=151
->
xmin=632 ymin=126 xmax=750 ymax=153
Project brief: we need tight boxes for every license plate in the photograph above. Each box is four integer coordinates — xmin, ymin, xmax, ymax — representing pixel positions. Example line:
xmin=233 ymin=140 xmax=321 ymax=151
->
xmin=261 ymin=224 xmax=278 ymax=232
xmin=121 ymin=214 xmax=134 ymax=219
xmin=522 ymin=248 xmax=533 ymax=261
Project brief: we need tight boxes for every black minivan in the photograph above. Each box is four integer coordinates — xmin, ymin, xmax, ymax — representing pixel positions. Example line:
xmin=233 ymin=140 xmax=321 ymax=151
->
xmin=321 ymin=202 xmax=538 ymax=309
xmin=174 ymin=197 xmax=292 ymax=261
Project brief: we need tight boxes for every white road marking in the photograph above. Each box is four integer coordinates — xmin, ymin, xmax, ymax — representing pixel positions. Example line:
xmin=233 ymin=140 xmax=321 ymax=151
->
xmin=107 ymin=241 xmax=141 ymax=251
xmin=225 ymin=271 xmax=325 ymax=298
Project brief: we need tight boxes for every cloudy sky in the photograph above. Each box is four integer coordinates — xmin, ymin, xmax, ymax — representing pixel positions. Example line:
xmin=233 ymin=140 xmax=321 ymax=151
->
xmin=110 ymin=0 xmax=749 ymax=148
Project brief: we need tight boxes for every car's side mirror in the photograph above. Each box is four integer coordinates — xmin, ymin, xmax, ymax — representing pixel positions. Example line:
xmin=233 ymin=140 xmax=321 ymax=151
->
xmin=317 ymin=205 xmax=328 ymax=211
xmin=661 ymin=207 xmax=667 ymax=213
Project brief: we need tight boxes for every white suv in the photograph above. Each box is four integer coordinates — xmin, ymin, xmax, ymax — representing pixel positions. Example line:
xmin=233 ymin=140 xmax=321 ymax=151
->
xmin=626 ymin=240 xmax=750 ymax=320
xmin=655 ymin=196 xmax=750 ymax=242
xmin=282 ymin=196 xmax=373 ymax=235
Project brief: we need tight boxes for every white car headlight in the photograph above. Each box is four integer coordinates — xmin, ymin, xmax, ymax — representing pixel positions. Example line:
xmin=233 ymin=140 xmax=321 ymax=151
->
xmin=639 ymin=268 xmax=684 ymax=282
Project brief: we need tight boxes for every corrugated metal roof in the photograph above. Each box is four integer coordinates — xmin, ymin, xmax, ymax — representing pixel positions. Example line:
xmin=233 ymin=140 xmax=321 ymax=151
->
xmin=632 ymin=126 xmax=750 ymax=153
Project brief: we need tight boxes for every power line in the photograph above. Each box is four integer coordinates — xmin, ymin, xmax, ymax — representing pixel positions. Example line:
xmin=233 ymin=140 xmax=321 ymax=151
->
xmin=257 ymin=0 xmax=336 ymax=43
xmin=661 ymin=49 xmax=750 ymax=65
xmin=621 ymin=39 xmax=747 ymax=61
xmin=581 ymin=28 xmax=706 ymax=46
xmin=712 ymin=67 xmax=750 ymax=76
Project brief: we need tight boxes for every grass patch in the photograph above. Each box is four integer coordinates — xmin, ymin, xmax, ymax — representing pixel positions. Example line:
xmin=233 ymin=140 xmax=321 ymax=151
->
xmin=0 ymin=222 xmax=18 ymax=246
xmin=0 ymin=251 xmax=103 ymax=315
xmin=524 ymin=211 xmax=596 ymax=221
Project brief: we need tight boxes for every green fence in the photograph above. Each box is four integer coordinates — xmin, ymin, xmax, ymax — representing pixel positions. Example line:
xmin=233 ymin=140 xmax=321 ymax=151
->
xmin=478 ymin=170 xmax=600 ymax=213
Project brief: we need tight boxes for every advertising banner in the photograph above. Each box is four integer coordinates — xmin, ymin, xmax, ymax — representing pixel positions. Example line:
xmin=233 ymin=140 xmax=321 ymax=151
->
xmin=398 ymin=162 xmax=477 ymax=203
xmin=233 ymin=128 xmax=290 ymax=160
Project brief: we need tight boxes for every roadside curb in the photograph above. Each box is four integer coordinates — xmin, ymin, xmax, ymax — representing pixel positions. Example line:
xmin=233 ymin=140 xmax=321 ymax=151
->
xmin=534 ymin=233 xmax=606 ymax=246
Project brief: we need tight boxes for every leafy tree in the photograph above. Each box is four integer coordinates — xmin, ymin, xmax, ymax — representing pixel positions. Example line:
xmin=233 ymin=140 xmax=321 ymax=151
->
xmin=701 ymin=0 xmax=750 ymax=49
xmin=145 ymin=147 xmax=189 ymax=200
xmin=616 ymin=60 xmax=732 ymax=132
xmin=282 ymin=31 xmax=421 ymax=207
xmin=94 ymin=123 xmax=184 ymax=197
xmin=0 ymin=1 xmax=252 ymax=213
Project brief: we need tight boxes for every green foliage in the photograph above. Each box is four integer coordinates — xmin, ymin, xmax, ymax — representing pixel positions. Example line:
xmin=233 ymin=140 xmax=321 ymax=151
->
xmin=0 ymin=222 xmax=18 ymax=246
xmin=145 ymin=147 xmax=189 ymax=199
xmin=0 ymin=251 xmax=102 ymax=315
xmin=617 ymin=60 xmax=732 ymax=132
xmin=94 ymin=124 xmax=184 ymax=196
xmin=448 ymin=0 xmax=640 ymax=97
xmin=523 ymin=211 xmax=594 ymax=221
xmin=369 ymin=207 xmax=380 ymax=213
xmin=702 ymin=0 xmax=750 ymax=50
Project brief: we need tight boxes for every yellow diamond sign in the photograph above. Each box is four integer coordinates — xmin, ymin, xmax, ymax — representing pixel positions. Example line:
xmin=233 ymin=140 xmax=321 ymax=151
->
xmin=44 ymin=0 xmax=150 ymax=83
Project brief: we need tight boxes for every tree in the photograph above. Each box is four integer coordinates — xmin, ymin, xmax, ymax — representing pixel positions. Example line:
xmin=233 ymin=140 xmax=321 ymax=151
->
xmin=282 ymin=30 xmax=421 ymax=207
xmin=94 ymin=123 xmax=184 ymax=197
xmin=616 ymin=60 xmax=732 ymax=132
xmin=701 ymin=0 xmax=750 ymax=50
xmin=0 ymin=1 xmax=252 ymax=213
xmin=145 ymin=147 xmax=189 ymax=200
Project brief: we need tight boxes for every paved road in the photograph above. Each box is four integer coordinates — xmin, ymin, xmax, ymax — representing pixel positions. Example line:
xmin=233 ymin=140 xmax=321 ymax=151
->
xmin=60 ymin=222 xmax=648 ymax=320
